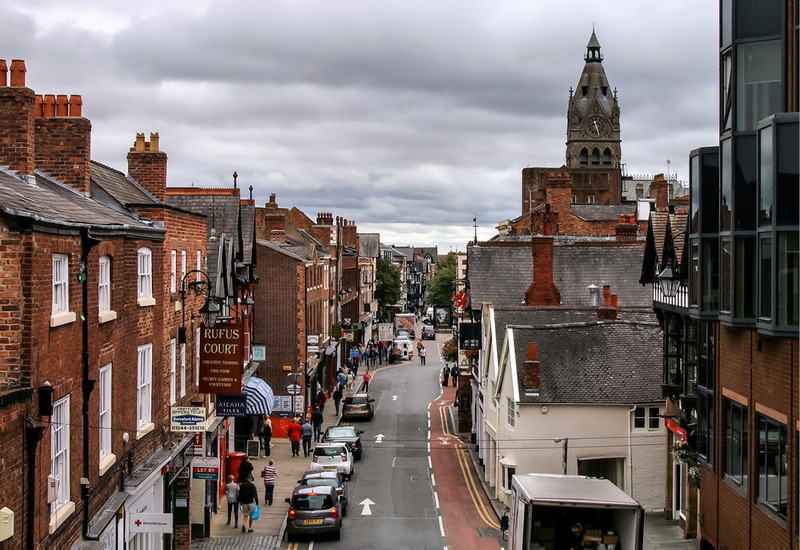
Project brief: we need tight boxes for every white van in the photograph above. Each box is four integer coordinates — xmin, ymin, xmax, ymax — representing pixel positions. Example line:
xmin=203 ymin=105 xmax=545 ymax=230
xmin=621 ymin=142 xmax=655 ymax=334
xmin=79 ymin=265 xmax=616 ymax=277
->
xmin=393 ymin=339 xmax=413 ymax=360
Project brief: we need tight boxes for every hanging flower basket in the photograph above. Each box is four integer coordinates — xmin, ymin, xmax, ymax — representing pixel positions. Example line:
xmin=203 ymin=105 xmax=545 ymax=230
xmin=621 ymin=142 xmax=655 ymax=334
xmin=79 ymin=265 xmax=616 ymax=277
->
xmin=671 ymin=441 xmax=700 ymax=486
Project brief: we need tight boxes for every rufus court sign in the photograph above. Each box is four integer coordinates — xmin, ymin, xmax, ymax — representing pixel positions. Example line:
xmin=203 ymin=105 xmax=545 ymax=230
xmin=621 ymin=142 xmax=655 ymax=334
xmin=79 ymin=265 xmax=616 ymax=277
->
xmin=199 ymin=324 xmax=244 ymax=394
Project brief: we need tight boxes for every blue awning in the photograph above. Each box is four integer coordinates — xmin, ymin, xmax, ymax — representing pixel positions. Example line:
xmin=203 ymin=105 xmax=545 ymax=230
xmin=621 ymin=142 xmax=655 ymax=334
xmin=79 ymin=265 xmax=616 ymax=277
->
xmin=243 ymin=377 xmax=274 ymax=414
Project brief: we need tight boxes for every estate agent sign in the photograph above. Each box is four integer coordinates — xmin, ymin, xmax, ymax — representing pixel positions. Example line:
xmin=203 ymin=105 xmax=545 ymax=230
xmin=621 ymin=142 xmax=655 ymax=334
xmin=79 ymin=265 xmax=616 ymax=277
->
xmin=199 ymin=324 xmax=244 ymax=394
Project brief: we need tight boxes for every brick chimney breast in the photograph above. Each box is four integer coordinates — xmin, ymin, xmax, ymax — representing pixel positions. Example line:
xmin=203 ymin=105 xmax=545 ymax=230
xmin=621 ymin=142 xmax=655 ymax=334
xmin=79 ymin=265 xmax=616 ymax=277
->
xmin=127 ymin=132 xmax=167 ymax=203
xmin=525 ymin=234 xmax=561 ymax=306
xmin=649 ymin=174 xmax=669 ymax=210
xmin=0 ymin=65 xmax=35 ymax=176
xmin=523 ymin=345 xmax=541 ymax=394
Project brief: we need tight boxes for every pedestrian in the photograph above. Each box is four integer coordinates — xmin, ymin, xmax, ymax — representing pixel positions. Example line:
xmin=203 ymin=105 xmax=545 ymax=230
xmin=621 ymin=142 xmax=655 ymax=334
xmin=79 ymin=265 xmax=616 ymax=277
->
xmin=346 ymin=370 xmax=354 ymax=392
xmin=316 ymin=388 xmax=327 ymax=413
xmin=301 ymin=418 xmax=313 ymax=457
xmin=370 ymin=346 xmax=377 ymax=367
xmin=382 ymin=345 xmax=388 ymax=363
xmin=451 ymin=366 xmax=458 ymax=387
xmin=442 ymin=365 xmax=449 ymax=387
xmin=260 ymin=459 xmax=277 ymax=505
xmin=225 ymin=474 xmax=239 ymax=528
xmin=311 ymin=408 xmax=324 ymax=442
xmin=238 ymin=474 xmax=259 ymax=533
xmin=363 ymin=370 xmax=371 ymax=391
xmin=419 ymin=346 xmax=426 ymax=365
xmin=287 ymin=417 xmax=302 ymax=457
xmin=260 ymin=415 xmax=272 ymax=458
xmin=237 ymin=455 xmax=254 ymax=484
xmin=333 ymin=386 xmax=343 ymax=416
xmin=338 ymin=371 xmax=346 ymax=391
xmin=352 ymin=360 xmax=359 ymax=377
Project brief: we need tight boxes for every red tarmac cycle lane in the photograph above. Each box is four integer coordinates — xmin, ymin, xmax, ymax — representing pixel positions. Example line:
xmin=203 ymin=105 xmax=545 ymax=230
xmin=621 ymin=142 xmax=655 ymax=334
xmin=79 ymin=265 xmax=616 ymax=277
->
xmin=430 ymin=385 xmax=502 ymax=550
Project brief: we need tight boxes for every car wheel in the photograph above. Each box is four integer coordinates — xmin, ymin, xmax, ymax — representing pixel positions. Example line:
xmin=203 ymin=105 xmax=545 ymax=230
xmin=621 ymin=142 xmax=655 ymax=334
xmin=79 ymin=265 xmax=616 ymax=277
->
xmin=343 ymin=502 xmax=348 ymax=517
xmin=333 ymin=528 xmax=341 ymax=541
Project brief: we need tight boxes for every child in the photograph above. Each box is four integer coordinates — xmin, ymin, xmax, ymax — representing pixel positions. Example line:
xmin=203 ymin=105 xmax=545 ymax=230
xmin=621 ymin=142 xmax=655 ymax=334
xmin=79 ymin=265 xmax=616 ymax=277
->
xmin=224 ymin=475 xmax=239 ymax=528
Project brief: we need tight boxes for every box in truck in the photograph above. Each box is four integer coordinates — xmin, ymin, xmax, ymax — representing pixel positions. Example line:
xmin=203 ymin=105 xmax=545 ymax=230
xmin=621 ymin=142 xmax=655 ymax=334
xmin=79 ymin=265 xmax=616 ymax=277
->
xmin=394 ymin=313 xmax=416 ymax=337
xmin=507 ymin=473 xmax=644 ymax=550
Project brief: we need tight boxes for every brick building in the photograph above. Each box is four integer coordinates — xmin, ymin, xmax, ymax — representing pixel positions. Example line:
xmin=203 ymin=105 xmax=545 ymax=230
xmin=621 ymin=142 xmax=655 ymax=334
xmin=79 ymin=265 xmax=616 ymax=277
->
xmin=0 ymin=60 xmax=213 ymax=549
xmin=640 ymin=2 xmax=798 ymax=547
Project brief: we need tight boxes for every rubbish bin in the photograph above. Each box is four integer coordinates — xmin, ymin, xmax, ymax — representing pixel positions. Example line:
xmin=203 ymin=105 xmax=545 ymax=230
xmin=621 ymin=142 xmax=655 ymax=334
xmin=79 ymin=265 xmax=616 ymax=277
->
xmin=226 ymin=452 xmax=246 ymax=482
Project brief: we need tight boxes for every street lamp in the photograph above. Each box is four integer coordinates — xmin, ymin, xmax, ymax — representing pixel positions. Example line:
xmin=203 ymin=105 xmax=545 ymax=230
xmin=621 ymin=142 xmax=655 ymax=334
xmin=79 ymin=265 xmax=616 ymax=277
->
xmin=657 ymin=231 xmax=688 ymax=299
xmin=179 ymin=269 xmax=219 ymax=344
xmin=554 ymin=437 xmax=569 ymax=475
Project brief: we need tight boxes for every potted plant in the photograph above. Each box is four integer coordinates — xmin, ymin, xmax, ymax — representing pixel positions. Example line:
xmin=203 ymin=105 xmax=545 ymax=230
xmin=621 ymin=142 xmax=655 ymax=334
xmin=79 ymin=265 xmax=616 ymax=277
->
xmin=671 ymin=441 xmax=700 ymax=486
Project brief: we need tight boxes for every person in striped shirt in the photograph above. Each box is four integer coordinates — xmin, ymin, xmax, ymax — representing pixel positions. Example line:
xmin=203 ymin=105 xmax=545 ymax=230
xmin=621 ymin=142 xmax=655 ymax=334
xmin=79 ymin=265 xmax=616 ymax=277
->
xmin=260 ymin=459 xmax=278 ymax=505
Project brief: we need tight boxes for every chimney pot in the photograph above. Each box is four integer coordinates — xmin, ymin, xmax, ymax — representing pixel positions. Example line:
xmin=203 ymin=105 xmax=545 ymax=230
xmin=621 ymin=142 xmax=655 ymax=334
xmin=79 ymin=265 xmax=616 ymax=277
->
xmin=56 ymin=95 xmax=68 ymax=116
xmin=35 ymin=95 xmax=44 ymax=117
xmin=150 ymin=132 xmax=159 ymax=152
xmin=9 ymin=59 xmax=25 ymax=87
xmin=68 ymin=95 xmax=82 ymax=117
xmin=269 ymin=193 xmax=276 ymax=203
xmin=0 ymin=59 xmax=7 ymax=86
xmin=43 ymin=95 xmax=56 ymax=117
xmin=527 ymin=342 xmax=537 ymax=361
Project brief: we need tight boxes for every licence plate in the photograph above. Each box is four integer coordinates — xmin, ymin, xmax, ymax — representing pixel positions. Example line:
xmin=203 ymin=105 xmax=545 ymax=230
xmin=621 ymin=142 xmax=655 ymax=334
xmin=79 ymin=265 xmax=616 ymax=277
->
xmin=304 ymin=519 xmax=323 ymax=524
xmin=324 ymin=466 xmax=337 ymax=470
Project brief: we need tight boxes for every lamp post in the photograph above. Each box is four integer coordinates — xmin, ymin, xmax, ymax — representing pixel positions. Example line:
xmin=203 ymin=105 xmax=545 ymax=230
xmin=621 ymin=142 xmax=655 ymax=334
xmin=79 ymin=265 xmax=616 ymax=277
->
xmin=657 ymin=231 xmax=688 ymax=299
xmin=554 ymin=437 xmax=569 ymax=475
xmin=179 ymin=269 xmax=219 ymax=344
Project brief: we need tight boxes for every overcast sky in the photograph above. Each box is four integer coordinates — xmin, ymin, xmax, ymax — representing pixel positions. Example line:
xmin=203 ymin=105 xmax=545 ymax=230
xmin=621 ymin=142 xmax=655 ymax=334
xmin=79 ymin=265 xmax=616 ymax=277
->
xmin=3 ymin=1 xmax=719 ymax=253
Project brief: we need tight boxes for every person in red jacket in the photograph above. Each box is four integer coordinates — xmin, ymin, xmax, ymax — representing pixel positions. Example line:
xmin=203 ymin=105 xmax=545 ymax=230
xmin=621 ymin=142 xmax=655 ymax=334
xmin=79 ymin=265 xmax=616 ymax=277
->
xmin=287 ymin=417 xmax=302 ymax=457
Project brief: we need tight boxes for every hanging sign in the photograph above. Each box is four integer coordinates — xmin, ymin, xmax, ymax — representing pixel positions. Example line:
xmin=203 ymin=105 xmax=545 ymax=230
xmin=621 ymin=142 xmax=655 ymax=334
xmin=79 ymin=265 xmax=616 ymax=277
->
xmin=199 ymin=324 xmax=244 ymax=394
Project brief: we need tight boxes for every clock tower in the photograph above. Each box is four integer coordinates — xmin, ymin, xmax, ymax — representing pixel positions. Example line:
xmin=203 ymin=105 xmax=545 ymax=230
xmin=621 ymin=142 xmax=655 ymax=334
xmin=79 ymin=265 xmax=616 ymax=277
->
xmin=565 ymin=31 xmax=621 ymax=169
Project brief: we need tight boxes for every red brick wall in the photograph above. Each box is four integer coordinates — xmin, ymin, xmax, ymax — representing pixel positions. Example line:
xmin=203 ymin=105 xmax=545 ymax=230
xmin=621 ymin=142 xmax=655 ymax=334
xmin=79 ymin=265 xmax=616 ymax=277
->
xmin=525 ymin=235 xmax=560 ymax=306
xmin=0 ymin=85 xmax=36 ymax=176
xmin=0 ymin=217 xmax=23 ymax=388
xmin=34 ymin=116 xmax=91 ymax=195
xmin=127 ymin=148 xmax=167 ymax=203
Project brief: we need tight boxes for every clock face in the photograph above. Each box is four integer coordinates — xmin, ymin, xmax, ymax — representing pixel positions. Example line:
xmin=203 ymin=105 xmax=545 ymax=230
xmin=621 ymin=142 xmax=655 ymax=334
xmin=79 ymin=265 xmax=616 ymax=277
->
xmin=587 ymin=116 xmax=605 ymax=137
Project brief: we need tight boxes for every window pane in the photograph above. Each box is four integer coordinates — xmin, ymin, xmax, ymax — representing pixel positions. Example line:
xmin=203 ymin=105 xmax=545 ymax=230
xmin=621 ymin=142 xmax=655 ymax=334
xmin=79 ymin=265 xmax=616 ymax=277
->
xmin=701 ymin=153 xmax=720 ymax=233
xmin=721 ymin=139 xmax=732 ymax=231
xmin=736 ymin=40 xmax=782 ymax=133
xmin=702 ymin=238 xmax=720 ymax=312
xmin=759 ymin=126 xmax=773 ymax=226
xmin=734 ymin=0 xmax=781 ymax=39
xmin=735 ymin=236 xmax=757 ymax=318
xmin=721 ymin=0 xmax=731 ymax=45
xmin=690 ymin=154 xmax=700 ymax=234
xmin=775 ymin=121 xmax=799 ymax=226
xmin=777 ymin=232 xmax=799 ymax=326
xmin=735 ymin=135 xmax=757 ymax=230
xmin=760 ymin=237 xmax=773 ymax=318
xmin=721 ymin=238 xmax=732 ymax=312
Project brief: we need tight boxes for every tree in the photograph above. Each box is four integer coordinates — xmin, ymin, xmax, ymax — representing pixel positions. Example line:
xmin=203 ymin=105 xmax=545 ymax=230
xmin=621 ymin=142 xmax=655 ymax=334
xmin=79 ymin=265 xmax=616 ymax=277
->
xmin=375 ymin=257 xmax=402 ymax=308
xmin=425 ymin=252 xmax=456 ymax=306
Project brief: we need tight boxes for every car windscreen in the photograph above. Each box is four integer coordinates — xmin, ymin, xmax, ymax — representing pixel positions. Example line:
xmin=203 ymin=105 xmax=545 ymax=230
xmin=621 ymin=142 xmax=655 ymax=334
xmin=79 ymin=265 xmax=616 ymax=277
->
xmin=327 ymin=427 xmax=356 ymax=437
xmin=292 ymin=494 xmax=334 ymax=510
xmin=314 ymin=446 xmax=344 ymax=457
xmin=345 ymin=396 xmax=367 ymax=405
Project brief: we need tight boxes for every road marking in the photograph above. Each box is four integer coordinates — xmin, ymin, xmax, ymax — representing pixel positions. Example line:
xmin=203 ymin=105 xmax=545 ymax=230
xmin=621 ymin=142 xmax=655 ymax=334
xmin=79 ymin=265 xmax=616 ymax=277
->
xmin=359 ymin=498 xmax=375 ymax=515
xmin=428 ymin=456 xmax=432 ymax=468
xmin=308 ymin=542 xmax=314 ymax=550
xmin=437 ymin=436 xmax=452 ymax=445
xmin=434 ymin=491 xmax=440 ymax=509
xmin=431 ymin=474 xmax=435 ymax=487
xmin=392 ymin=395 xmax=398 ymax=400
xmin=375 ymin=434 xmax=384 ymax=443
xmin=438 ymin=515 xmax=445 ymax=537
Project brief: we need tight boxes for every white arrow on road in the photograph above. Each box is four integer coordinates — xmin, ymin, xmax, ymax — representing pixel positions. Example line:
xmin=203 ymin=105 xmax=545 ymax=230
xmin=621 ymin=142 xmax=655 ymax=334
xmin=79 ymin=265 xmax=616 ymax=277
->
xmin=437 ymin=436 xmax=452 ymax=445
xmin=392 ymin=395 xmax=399 ymax=401
xmin=375 ymin=434 xmax=385 ymax=443
xmin=359 ymin=498 xmax=375 ymax=516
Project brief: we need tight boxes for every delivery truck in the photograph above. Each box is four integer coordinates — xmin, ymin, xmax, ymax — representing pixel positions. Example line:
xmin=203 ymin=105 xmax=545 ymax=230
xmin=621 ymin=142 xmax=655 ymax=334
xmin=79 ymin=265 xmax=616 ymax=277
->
xmin=506 ymin=473 xmax=644 ymax=550
xmin=394 ymin=313 xmax=416 ymax=338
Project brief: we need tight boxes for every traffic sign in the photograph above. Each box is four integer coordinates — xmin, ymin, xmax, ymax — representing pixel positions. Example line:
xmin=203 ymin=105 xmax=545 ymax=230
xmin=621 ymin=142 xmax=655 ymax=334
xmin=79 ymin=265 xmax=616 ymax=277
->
xmin=287 ymin=384 xmax=301 ymax=395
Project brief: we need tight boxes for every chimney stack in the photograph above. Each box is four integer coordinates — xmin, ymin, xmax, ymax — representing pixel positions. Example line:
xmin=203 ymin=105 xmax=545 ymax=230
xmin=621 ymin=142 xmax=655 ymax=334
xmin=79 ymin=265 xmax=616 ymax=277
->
xmin=615 ymin=213 xmax=638 ymax=243
xmin=545 ymin=171 xmax=572 ymax=216
xmin=127 ymin=132 xmax=167 ymax=203
xmin=597 ymin=284 xmax=618 ymax=320
xmin=649 ymin=174 xmax=669 ymax=210
xmin=0 ymin=59 xmax=35 ymax=177
xmin=523 ymin=342 xmax=540 ymax=394
xmin=525 ymin=233 xmax=561 ymax=306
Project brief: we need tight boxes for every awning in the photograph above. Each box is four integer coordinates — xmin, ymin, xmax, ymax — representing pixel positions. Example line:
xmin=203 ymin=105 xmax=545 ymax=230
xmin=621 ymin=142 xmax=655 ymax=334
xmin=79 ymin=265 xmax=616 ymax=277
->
xmin=243 ymin=377 xmax=274 ymax=414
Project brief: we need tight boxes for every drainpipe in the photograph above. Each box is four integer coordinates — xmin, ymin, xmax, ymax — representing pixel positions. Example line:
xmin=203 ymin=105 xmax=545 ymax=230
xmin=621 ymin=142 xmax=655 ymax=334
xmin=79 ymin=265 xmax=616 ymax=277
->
xmin=628 ymin=405 xmax=636 ymax=497
xmin=80 ymin=230 xmax=100 ymax=538
xmin=25 ymin=418 xmax=45 ymax=550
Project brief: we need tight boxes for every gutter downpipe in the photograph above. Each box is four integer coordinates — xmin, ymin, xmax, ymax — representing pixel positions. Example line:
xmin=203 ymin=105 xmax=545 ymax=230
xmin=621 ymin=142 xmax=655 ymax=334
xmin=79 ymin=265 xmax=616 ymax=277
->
xmin=81 ymin=229 xmax=100 ymax=538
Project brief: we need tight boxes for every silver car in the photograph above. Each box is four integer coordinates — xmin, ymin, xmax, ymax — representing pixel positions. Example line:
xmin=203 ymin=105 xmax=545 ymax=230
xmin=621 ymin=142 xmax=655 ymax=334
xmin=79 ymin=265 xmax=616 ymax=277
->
xmin=285 ymin=485 xmax=342 ymax=541
xmin=297 ymin=470 xmax=349 ymax=516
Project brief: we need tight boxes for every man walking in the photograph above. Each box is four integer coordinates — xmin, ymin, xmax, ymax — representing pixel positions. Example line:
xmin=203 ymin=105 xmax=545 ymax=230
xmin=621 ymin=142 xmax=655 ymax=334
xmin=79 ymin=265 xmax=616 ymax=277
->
xmin=301 ymin=418 xmax=313 ymax=457
xmin=419 ymin=345 xmax=426 ymax=365
xmin=238 ymin=474 xmax=259 ymax=533
xmin=260 ymin=459 xmax=277 ymax=506
xmin=311 ymin=408 xmax=324 ymax=442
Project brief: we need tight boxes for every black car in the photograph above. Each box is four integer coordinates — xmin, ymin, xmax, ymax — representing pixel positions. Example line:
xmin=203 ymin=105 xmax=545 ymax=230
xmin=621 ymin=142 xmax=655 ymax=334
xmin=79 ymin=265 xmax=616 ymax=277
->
xmin=285 ymin=485 xmax=342 ymax=541
xmin=297 ymin=470 xmax=349 ymax=516
xmin=322 ymin=425 xmax=364 ymax=460
xmin=421 ymin=324 xmax=435 ymax=340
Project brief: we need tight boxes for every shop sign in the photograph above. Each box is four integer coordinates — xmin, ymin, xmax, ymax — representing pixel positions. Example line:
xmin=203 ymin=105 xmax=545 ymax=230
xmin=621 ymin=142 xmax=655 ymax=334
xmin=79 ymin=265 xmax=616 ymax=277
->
xmin=666 ymin=418 xmax=687 ymax=441
xmin=350 ymin=349 xmax=359 ymax=358
xmin=378 ymin=323 xmax=394 ymax=341
xmin=170 ymin=406 xmax=206 ymax=432
xmin=216 ymin=395 xmax=247 ymax=417
xmin=459 ymin=322 xmax=482 ymax=350
xmin=252 ymin=344 xmax=266 ymax=362
xmin=344 ymin=330 xmax=355 ymax=342
xmin=192 ymin=457 xmax=220 ymax=481
xmin=199 ymin=324 xmax=244 ymax=394
xmin=129 ymin=513 xmax=173 ymax=534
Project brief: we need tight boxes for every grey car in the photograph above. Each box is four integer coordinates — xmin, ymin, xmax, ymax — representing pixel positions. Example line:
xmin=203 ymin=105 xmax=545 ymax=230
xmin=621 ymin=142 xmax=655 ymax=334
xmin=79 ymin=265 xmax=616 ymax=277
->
xmin=285 ymin=485 xmax=342 ymax=541
xmin=297 ymin=470 xmax=349 ymax=516
xmin=322 ymin=425 xmax=364 ymax=460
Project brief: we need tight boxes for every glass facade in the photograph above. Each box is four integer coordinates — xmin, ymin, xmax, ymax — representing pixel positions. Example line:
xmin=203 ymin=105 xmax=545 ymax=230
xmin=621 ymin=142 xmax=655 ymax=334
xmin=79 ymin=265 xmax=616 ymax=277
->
xmin=757 ymin=415 xmax=787 ymax=518
xmin=734 ymin=236 xmax=757 ymax=318
xmin=724 ymin=399 xmax=748 ymax=487
xmin=735 ymin=40 xmax=782 ymax=133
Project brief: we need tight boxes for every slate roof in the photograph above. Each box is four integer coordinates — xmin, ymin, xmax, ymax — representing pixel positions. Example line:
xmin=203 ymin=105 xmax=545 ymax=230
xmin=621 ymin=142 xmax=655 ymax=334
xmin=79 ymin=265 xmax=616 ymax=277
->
xmin=570 ymin=203 xmax=635 ymax=222
xmin=0 ymin=168 xmax=162 ymax=238
xmin=90 ymin=160 xmax=158 ymax=206
xmin=468 ymin=243 xmax=651 ymax=309
xmin=256 ymin=239 xmax=307 ymax=262
xmin=508 ymin=320 xmax=662 ymax=404
xmin=240 ymin=203 xmax=255 ymax=264
xmin=166 ymin=193 xmax=241 ymax=255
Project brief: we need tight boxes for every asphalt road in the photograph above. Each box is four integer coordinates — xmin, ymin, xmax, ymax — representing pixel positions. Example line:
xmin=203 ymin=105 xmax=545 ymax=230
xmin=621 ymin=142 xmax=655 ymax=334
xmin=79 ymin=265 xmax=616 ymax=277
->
xmin=286 ymin=337 xmax=447 ymax=549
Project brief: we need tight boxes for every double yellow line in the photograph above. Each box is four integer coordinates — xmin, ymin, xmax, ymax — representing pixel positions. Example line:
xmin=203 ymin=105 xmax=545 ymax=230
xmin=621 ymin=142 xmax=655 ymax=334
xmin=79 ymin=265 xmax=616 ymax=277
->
xmin=437 ymin=403 xmax=500 ymax=530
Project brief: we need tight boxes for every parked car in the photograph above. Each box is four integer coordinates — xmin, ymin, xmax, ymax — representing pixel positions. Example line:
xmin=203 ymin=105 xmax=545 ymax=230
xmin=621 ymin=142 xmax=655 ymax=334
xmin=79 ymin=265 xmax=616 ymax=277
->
xmin=323 ymin=425 xmax=364 ymax=460
xmin=395 ymin=330 xmax=411 ymax=340
xmin=309 ymin=442 xmax=355 ymax=480
xmin=297 ymin=470 xmax=349 ymax=516
xmin=341 ymin=393 xmax=375 ymax=421
xmin=422 ymin=324 xmax=435 ymax=340
xmin=285 ymin=485 xmax=342 ymax=541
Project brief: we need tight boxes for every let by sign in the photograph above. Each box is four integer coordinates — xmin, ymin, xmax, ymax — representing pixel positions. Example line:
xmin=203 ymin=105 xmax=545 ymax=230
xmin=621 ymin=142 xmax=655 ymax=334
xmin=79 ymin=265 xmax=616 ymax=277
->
xmin=199 ymin=324 xmax=244 ymax=394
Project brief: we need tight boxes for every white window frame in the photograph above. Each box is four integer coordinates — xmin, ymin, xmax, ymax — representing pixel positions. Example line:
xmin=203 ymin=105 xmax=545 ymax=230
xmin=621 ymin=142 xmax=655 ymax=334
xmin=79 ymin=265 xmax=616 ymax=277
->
xmin=507 ymin=398 xmax=516 ymax=427
xmin=98 ymin=363 xmax=115 ymax=474
xmin=170 ymin=250 xmax=177 ymax=293
xmin=137 ymin=248 xmax=154 ymax=306
xmin=196 ymin=250 xmax=202 ymax=282
xmin=588 ymin=194 xmax=596 ymax=204
xmin=195 ymin=327 xmax=201 ymax=387
xmin=52 ymin=254 xmax=69 ymax=315
xmin=181 ymin=250 xmax=187 ymax=287
xmin=170 ymin=338 xmax=177 ymax=405
xmin=180 ymin=342 xmax=186 ymax=397
xmin=98 ymin=255 xmax=117 ymax=324
xmin=137 ymin=344 xmax=153 ymax=436
xmin=634 ymin=406 xmax=662 ymax=430
xmin=51 ymin=395 xmax=73 ymax=527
